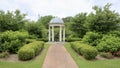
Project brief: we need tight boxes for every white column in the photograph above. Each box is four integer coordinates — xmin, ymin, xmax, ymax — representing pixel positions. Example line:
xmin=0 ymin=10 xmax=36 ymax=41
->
xmin=63 ymin=26 xmax=65 ymax=42
xmin=49 ymin=26 xmax=51 ymax=42
xmin=59 ymin=26 xmax=62 ymax=42
xmin=52 ymin=26 xmax=54 ymax=42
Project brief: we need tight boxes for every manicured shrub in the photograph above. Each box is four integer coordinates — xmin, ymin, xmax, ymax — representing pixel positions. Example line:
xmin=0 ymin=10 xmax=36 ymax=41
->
xmin=18 ymin=48 xmax=35 ymax=60
xmin=71 ymin=41 xmax=85 ymax=55
xmin=96 ymin=35 xmax=120 ymax=53
xmin=82 ymin=32 xmax=102 ymax=46
xmin=80 ymin=46 xmax=98 ymax=60
xmin=18 ymin=41 xmax=44 ymax=60
xmin=0 ymin=30 xmax=28 ymax=53
xmin=71 ymin=41 xmax=98 ymax=60
xmin=99 ymin=52 xmax=113 ymax=59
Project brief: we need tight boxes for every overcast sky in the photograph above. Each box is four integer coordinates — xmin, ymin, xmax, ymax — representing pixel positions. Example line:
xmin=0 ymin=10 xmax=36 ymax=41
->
xmin=0 ymin=0 xmax=120 ymax=21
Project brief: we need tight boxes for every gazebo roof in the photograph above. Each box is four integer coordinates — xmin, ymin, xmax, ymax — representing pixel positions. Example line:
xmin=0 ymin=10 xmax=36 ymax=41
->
xmin=50 ymin=17 xmax=64 ymax=24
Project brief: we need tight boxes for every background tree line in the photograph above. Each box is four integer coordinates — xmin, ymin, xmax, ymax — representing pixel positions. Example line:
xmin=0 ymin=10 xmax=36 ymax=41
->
xmin=0 ymin=3 xmax=120 ymax=41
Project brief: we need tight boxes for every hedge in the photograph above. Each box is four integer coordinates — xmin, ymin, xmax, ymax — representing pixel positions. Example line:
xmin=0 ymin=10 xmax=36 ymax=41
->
xmin=18 ymin=41 xmax=44 ymax=60
xmin=71 ymin=41 xmax=98 ymax=60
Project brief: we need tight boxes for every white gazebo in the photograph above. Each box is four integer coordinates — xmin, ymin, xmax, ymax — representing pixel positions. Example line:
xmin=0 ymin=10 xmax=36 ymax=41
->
xmin=48 ymin=17 xmax=65 ymax=42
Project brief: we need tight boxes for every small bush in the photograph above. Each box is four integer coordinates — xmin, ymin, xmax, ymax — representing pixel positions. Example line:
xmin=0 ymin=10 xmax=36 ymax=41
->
xmin=18 ymin=41 xmax=44 ymax=60
xmin=71 ymin=41 xmax=98 ymax=60
xmin=99 ymin=52 xmax=113 ymax=59
xmin=80 ymin=46 xmax=98 ymax=60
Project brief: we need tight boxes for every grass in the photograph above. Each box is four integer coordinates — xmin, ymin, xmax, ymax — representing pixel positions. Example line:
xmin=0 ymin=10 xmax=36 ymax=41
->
xmin=65 ymin=42 xmax=120 ymax=68
xmin=0 ymin=43 xmax=50 ymax=68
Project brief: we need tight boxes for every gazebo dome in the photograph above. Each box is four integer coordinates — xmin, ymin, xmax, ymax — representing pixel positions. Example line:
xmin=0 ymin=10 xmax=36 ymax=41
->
xmin=50 ymin=17 xmax=64 ymax=24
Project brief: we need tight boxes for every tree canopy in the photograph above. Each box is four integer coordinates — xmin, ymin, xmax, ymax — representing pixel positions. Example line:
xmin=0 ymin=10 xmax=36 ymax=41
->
xmin=0 ymin=10 xmax=26 ymax=32
xmin=85 ymin=3 xmax=120 ymax=33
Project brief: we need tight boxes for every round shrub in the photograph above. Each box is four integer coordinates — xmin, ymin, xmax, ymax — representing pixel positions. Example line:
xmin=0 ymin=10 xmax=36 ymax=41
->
xmin=18 ymin=48 xmax=35 ymax=60
xmin=80 ymin=46 xmax=98 ymax=60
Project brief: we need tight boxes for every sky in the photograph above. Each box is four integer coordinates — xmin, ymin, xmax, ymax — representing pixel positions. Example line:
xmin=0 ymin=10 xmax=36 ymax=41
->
xmin=0 ymin=0 xmax=120 ymax=21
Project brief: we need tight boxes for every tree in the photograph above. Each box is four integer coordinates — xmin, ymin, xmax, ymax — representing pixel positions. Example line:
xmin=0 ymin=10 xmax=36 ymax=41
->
xmin=85 ymin=3 xmax=120 ymax=33
xmin=71 ymin=13 xmax=87 ymax=38
xmin=25 ymin=21 xmax=47 ymax=39
xmin=62 ymin=16 xmax=73 ymax=22
xmin=37 ymin=15 xmax=53 ymax=29
xmin=0 ymin=9 xmax=26 ymax=32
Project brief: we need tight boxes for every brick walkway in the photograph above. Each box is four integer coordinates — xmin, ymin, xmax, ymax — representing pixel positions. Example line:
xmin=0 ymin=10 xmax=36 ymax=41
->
xmin=42 ymin=43 xmax=78 ymax=68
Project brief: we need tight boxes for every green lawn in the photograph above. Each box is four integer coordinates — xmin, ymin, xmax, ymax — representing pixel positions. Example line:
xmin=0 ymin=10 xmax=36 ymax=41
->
xmin=0 ymin=43 xmax=49 ymax=68
xmin=65 ymin=43 xmax=120 ymax=68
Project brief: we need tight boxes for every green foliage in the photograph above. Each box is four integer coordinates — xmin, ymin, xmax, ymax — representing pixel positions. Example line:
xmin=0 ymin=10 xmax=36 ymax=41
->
xmin=108 ymin=30 xmax=120 ymax=37
xmin=18 ymin=48 xmax=35 ymax=60
xmin=71 ymin=41 xmax=98 ymax=60
xmin=0 ymin=31 xmax=28 ymax=53
xmin=37 ymin=38 xmax=48 ymax=42
xmin=65 ymin=22 xmax=77 ymax=40
xmin=99 ymin=52 xmax=113 ymax=59
xmin=82 ymin=32 xmax=102 ymax=46
xmin=37 ymin=15 xmax=53 ymax=29
xmin=25 ymin=22 xmax=47 ymax=38
xmin=18 ymin=41 xmax=44 ymax=60
xmin=66 ymin=38 xmax=81 ymax=42
xmin=0 ymin=10 xmax=26 ymax=32
xmin=71 ymin=41 xmax=85 ymax=54
xmin=62 ymin=16 xmax=73 ymax=22
xmin=71 ymin=13 xmax=87 ymax=38
xmin=80 ymin=46 xmax=98 ymax=60
xmin=96 ymin=35 xmax=120 ymax=53
xmin=25 ymin=39 xmax=36 ymax=44
xmin=85 ymin=3 xmax=120 ymax=33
